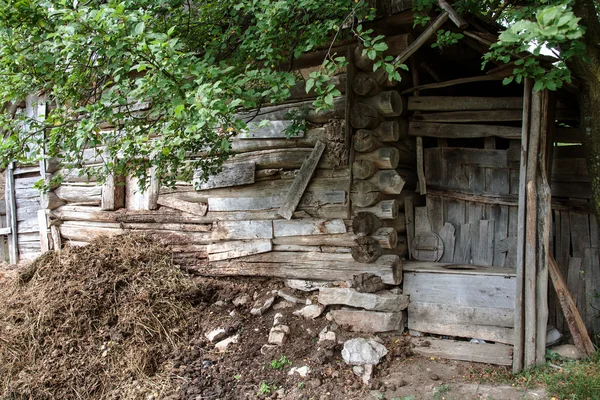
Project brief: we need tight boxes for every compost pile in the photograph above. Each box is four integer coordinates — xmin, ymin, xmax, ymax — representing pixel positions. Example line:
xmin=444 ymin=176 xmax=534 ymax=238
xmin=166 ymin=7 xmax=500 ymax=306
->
xmin=0 ymin=234 xmax=198 ymax=400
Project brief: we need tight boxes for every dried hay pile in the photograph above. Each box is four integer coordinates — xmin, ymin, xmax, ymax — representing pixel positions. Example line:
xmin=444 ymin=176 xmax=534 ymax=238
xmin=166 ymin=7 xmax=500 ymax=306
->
xmin=0 ymin=234 xmax=199 ymax=399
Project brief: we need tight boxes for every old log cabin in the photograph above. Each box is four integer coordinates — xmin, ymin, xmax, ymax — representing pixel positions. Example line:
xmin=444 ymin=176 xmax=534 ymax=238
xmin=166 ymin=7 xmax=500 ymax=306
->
xmin=2 ymin=5 xmax=597 ymax=371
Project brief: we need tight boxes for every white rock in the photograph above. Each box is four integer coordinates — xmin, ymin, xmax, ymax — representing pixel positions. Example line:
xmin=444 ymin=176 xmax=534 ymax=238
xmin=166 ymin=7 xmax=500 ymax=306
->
xmin=250 ymin=295 xmax=276 ymax=316
xmin=278 ymin=288 xmax=312 ymax=304
xmin=288 ymin=366 xmax=311 ymax=378
xmin=285 ymin=279 xmax=333 ymax=292
xmin=260 ymin=344 xmax=278 ymax=355
xmin=273 ymin=313 xmax=284 ymax=326
xmin=331 ymin=309 xmax=405 ymax=333
xmin=318 ymin=288 xmax=409 ymax=312
xmin=318 ymin=327 xmax=337 ymax=343
xmin=352 ymin=364 xmax=374 ymax=385
xmin=215 ymin=334 xmax=239 ymax=353
xmin=268 ymin=325 xmax=290 ymax=346
xmin=273 ymin=300 xmax=295 ymax=310
xmin=229 ymin=310 xmax=237 ymax=317
xmin=205 ymin=328 xmax=228 ymax=343
xmin=549 ymin=344 xmax=583 ymax=360
xmin=232 ymin=294 xmax=251 ymax=306
xmin=546 ymin=325 xmax=562 ymax=347
xmin=293 ymin=304 xmax=325 ymax=319
xmin=342 ymin=338 xmax=388 ymax=366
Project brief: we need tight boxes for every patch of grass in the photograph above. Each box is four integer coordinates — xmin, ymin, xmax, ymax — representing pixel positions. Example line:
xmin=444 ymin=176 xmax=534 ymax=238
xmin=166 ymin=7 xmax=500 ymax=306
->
xmin=392 ymin=396 xmax=415 ymax=400
xmin=433 ymin=384 xmax=451 ymax=400
xmin=270 ymin=355 xmax=292 ymax=370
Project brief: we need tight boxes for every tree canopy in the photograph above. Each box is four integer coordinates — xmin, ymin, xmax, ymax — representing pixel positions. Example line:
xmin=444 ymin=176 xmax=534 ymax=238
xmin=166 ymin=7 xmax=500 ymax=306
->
xmin=0 ymin=0 xmax=598 ymax=199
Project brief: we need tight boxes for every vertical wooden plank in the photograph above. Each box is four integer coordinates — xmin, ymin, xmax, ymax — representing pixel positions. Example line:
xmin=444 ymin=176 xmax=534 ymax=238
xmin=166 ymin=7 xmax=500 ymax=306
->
xmin=466 ymin=165 xmax=485 ymax=194
xmin=146 ymin=167 xmax=160 ymax=211
xmin=468 ymin=202 xmax=484 ymax=262
xmin=50 ymin=225 xmax=61 ymax=252
xmin=416 ymin=137 xmax=427 ymax=194
xmin=405 ymin=196 xmax=415 ymax=260
xmin=37 ymin=210 xmax=49 ymax=253
xmin=426 ymin=195 xmax=444 ymax=234
xmin=513 ymin=79 xmax=532 ymax=373
xmin=566 ymin=257 xmax=583 ymax=313
xmin=583 ymin=248 xmax=599 ymax=333
xmin=474 ymin=220 xmax=494 ymax=266
xmin=5 ymin=163 xmax=18 ymax=264
xmin=438 ymin=222 xmax=456 ymax=263
xmin=491 ymin=205 xmax=509 ymax=267
xmin=454 ymin=223 xmax=472 ymax=264
xmin=570 ymin=213 xmax=590 ymax=312
xmin=414 ymin=206 xmax=432 ymax=235
xmin=102 ymin=173 xmax=126 ymax=211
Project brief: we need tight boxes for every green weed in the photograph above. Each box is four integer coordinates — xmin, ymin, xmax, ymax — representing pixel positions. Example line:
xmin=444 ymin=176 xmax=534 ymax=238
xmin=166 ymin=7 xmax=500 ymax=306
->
xmin=270 ymin=355 xmax=292 ymax=370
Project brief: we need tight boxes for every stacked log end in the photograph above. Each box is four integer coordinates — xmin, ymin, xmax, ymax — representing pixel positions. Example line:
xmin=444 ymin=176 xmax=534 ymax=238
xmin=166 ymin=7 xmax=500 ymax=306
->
xmin=350 ymin=64 xmax=416 ymax=266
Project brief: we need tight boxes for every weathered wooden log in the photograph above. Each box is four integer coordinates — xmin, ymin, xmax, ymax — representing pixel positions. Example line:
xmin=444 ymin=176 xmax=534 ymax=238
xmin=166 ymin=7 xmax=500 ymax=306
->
xmin=225 ymin=148 xmax=335 ymax=170
xmin=352 ymin=236 xmax=383 ymax=263
xmin=355 ymin=147 xmax=400 ymax=169
xmin=101 ymin=174 xmax=125 ymax=211
xmin=231 ymin=128 xmax=324 ymax=153
xmin=55 ymin=185 xmax=102 ymax=204
xmin=212 ymin=220 xmax=274 ymax=240
xmin=55 ymin=167 xmax=98 ymax=183
xmin=354 ymin=200 xmax=398 ymax=220
xmin=201 ymin=253 xmax=402 ymax=285
xmin=357 ymin=91 xmax=406 ymax=117
xmin=353 ymin=69 xmax=411 ymax=97
xmin=157 ymin=195 xmax=208 ymax=216
xmin=350 ymin=103 xmax=383 ymax=129
xmin=354 ymin=121 xmax=406 ymax=152
xmin=352 ymin=159 xmax=378 ymax=180
xmin=208 ymin=239 xmax=272 ymax=262
xmin=372 ymin=227 xmax=398 ymax=249
xmin=367 ymin=170 xmax=406 ymax=194
xmin=354 ymin=33 xmax=413 ymax=71
xmin=353 ymin=212 xmax=383 ymax=236
xmin=60 ymin=223 xmax=212 ymax=244
xmin=381 ymin=214 xmax=407 ymax=234
xmin=408 ymin=96 xmax=524 ymax=112
xmin=194 ymin=162 xmax=255 ymax=190
xmin=51 ymin=205 xmax=213 ymax=224
xmin=350 ymin=181 xmax=381 ymax=207
xmin=41 ymin=191 xmax=66 ymax=210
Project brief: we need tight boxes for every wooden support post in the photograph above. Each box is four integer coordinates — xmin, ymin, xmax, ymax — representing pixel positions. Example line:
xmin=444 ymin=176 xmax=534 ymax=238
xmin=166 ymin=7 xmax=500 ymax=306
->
xmin=392 ymin=12 xmax=449 ymax=66
xmin=346 ymin=45 xmax=356 ymax=219
xmin=0 ymin=200 xmax=6 ymax=262
xmin=5 ymin=162 xmax=18 ymax=264
xmin=147 ymin=167 xmax=160 ymax=210
xmin=38 ymin=210 xmax=50 ymax=252
xmin=513 ymin=79 xmax=532 ymax=373
xmin=101 ymin=173 xmax=125 ymax=211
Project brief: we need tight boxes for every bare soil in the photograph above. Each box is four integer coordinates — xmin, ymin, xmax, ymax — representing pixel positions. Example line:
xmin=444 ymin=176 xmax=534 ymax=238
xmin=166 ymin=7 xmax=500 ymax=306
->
xmin=0 ymin=235 xmax=546 ymax=400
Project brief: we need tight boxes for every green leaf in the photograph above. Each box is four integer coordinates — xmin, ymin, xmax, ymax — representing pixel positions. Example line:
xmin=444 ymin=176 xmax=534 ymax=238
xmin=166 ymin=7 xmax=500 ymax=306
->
xmin=305 ymin=78 xmax=315 ymax=94
xmin=134 ymin=22 xmax=145 ymax=36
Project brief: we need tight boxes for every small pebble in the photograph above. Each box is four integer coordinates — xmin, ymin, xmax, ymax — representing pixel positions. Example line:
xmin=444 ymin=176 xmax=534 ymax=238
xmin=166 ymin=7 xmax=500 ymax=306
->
xmin=429 ymin=373 xmax=440 ymax=381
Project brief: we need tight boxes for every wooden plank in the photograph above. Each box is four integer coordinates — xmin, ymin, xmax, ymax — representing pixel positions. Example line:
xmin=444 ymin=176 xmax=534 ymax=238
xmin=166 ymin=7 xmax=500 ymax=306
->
xmin=405 ymin=197 xmax=414 ymax=259
xmin=212 ymin=220 xmax=273 ymax=240
xmin=437 ymin=147 xmax=508 ymax=169
xmin=413 ymin=109 xmax=524 ymax=123
xmin=491 ymin=205 xmax=509 ymax=267
xmin=570 ymin=213 xmax=590 ymax=312
xmin=473 ymin=220 xmax=494 ymax=266
xmin=278 ymin=141 xmax=326 ymax=219
xmin=55 ymin=185 xmax=102 ymax=204
xmin=194 ymin=162 xmax=256 ymax=190
xmin=392 ymin=12 xmax=449 ymax=66
xmin=101 ymin=174 xmax=125 ymax=211
xmin=453 ymin=223 xmax=472 ymax=264
xmin=273 ymin=219 xmax=346 ymax=237
xmin=403 ymin=271 xmax=516 ymax=309
xmin=549 ymin=256 xmax=596 ymax=357
xmin=207 ymin=239 xmax=272 ymax=262
xmin=37 ymin=210 xmax=49 ymax=253
xmin=6 ymin=163 xmax=18 ymax=263
xmin=0 ymin=226 xmax=10 ymax=235
xmin=408 ymin=96 xmax=523 ymax=111
xmin=157 ymin=195 xmax=208 ymax=216
xmin=438 ymin=223 xmax=455 ymax=263
xmin=583 ymin=248 xmax=600 ymax=334
xmin=416 ymin=136 xmax=426 ymax=194
xmin=202 ymin=253 xmax=402 ymax=284
xmin=239 ymin=120 xmax=302 ymax=139
xmin=403 ymin=261 xmax=516 ymax=277
xmin=409 ymin=122 xmax=521 ymax=139
xmin=426 ymin=195 xmax=444 ymax=234
xmin=413 ymin=338 xmax=513 ymax=366
xmin=208 ymin=190 xmax=345 ymax=212
xmin=409 ymin=301 xmax=514 ymax=327
xmin=414 ymin=206 xmax=431 ymax=235
xmin=408 ymin=319 xmax=513 ymax=344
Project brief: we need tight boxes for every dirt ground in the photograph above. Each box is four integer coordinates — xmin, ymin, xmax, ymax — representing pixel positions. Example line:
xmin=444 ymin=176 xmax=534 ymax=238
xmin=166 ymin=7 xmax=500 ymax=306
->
xmin=0 ymin=239 xmax=547 ymax=400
